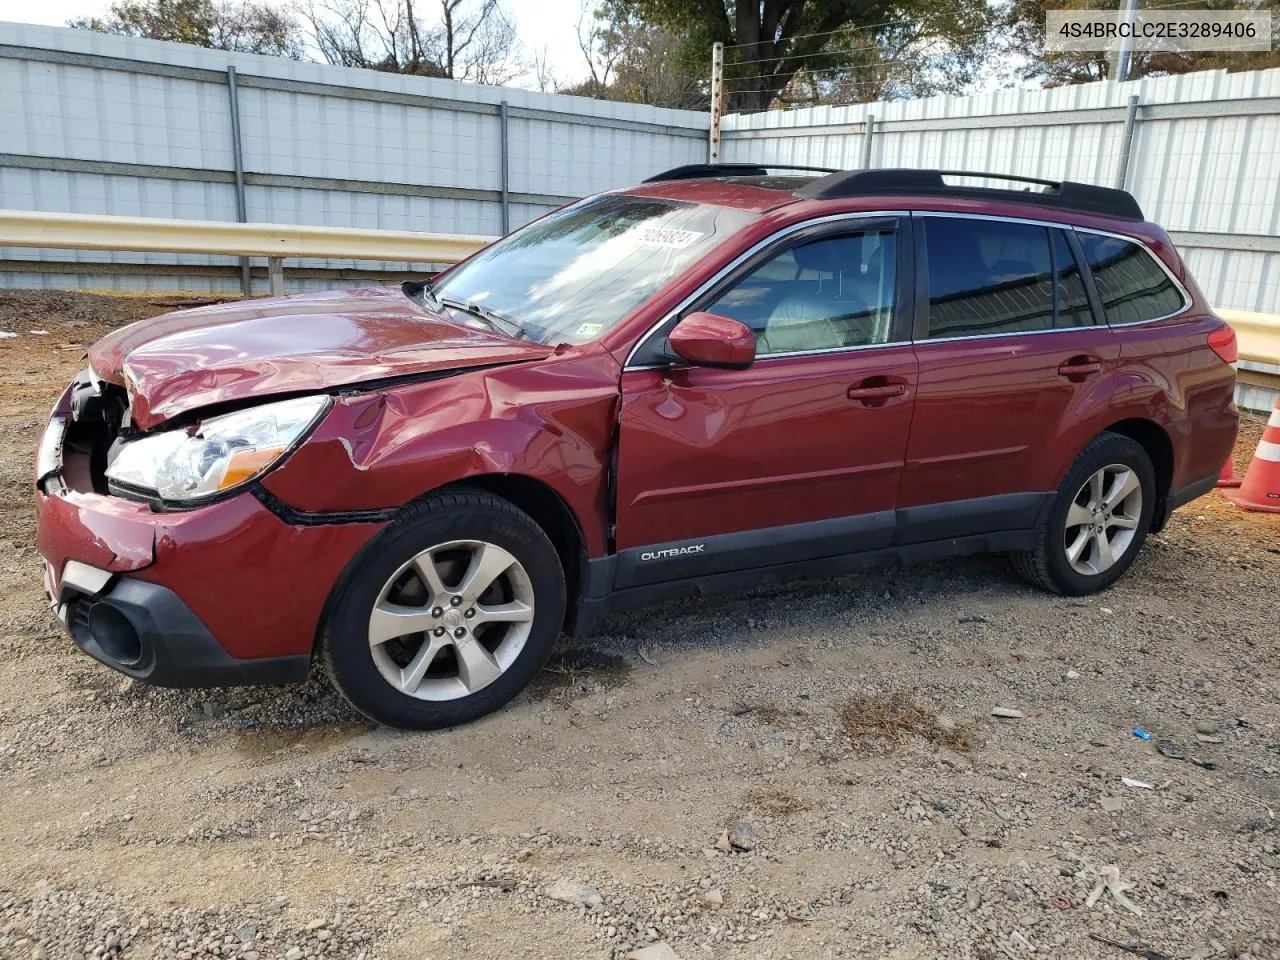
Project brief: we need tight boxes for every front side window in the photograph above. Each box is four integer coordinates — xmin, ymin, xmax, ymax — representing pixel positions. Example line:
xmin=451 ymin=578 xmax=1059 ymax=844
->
xmin=431 ymin=194 xmax=756 ymax=345
xmin=923 ymin=218 xmax=1056 ymax=338
xmin=702 ymin=229 xmax=898 ymax=356
xmin=1078 ymin=232 xmax=1186 ymax=325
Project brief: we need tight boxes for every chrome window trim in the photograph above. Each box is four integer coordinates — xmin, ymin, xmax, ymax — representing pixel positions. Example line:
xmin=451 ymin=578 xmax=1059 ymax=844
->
xmin=623 ymin=210 xmax=910 ymax=370
xmin=918 ymin=325 xmax=1099 ymax=347
xmin=914 ymin=210 xmax=1077 ymax=231
xmin=1071 ymin=224 xmax=1194 ymax=327
xmin=752 ymin=339 xmax=911 ymax=362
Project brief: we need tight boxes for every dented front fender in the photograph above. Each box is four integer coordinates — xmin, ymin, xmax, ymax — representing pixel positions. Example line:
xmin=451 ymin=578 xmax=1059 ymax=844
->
xmin=261 ymin=343 xmax=623 ymax=557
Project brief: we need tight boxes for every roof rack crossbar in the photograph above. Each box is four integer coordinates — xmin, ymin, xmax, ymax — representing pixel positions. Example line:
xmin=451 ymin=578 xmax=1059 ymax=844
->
xmin=644 ymin=162 xmax=840 ymax=183
xmin=794 ymin=168 xmax=1144 ymax=220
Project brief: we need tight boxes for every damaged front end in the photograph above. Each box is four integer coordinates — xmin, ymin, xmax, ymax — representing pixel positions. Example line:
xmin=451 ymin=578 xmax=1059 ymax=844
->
xmin=38 ymin=365 xmax=130 ymax=499
xmin=33 ymin=370 xmax=382 ymax=685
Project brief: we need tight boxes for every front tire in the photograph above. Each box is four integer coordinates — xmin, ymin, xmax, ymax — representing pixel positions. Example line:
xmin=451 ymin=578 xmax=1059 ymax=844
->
xmin=321 ymin=489 xmax=566 ymax=730
xmin=1011 ymin=432 xmax=1156 ymax=596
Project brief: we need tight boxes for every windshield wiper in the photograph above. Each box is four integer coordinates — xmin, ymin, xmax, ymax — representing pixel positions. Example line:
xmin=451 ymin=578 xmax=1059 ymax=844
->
xmin=439 ymin=297 xmax=523 ymax=339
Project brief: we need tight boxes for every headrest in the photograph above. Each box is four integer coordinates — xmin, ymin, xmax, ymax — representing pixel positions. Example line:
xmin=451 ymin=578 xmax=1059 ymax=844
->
xmin=792 ymin=238 xmax=848 ymax=275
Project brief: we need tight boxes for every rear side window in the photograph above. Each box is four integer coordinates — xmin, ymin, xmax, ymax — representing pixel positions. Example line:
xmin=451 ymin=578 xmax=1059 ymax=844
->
xmin=1078 ymin=233 xmax=1186 ymax=324
xmin=923 ymin=218 xmax=1057 ymax=338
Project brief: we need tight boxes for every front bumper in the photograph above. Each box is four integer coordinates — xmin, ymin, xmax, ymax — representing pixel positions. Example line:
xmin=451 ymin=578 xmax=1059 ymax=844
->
xmin=46 ymin=561 xmax=310 ymax=687
xmin=35 ymin=397 xmax=387 ymax=685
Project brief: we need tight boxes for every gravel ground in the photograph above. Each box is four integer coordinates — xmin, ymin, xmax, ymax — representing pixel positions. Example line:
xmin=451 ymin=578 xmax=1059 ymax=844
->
xmin=0 ymin=290 xmax=1278 ymax=960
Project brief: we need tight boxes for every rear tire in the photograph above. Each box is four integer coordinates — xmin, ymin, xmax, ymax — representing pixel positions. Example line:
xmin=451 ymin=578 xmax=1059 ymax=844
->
xmin=320 ymin=489 xmax=565 ymax=730
xmin=1011 ymin=432 xmax=1155 ymax=595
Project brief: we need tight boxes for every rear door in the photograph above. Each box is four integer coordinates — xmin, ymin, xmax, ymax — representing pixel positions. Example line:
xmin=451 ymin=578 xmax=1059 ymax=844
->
xmin=897 ymin=214 xmax=1120 ymax=541
xmin=613 ymin=215 xmax=918 ymax=587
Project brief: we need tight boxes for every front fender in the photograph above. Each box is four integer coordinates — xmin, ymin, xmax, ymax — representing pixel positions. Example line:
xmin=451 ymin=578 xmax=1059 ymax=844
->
xmin=261 ymin=346 xmax=621 ymax=556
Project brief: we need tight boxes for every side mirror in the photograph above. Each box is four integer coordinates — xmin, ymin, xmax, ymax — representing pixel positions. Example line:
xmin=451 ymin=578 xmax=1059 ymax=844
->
xmin=667 ymin=312 xmax=757 ymax=370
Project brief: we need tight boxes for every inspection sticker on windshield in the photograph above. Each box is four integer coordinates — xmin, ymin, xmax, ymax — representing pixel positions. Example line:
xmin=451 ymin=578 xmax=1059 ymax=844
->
xmin=639 ymin=227 xmax=704 ymax=248
xmin=574 ymin=322 xmax=605 ymax=337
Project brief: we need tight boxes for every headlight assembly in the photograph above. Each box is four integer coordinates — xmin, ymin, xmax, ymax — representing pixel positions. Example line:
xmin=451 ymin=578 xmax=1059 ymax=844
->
xmin=106 ymin=395 xmax=330 ymax=502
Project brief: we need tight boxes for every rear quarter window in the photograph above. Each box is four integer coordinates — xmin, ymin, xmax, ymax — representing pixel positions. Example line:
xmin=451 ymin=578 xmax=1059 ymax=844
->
xmin=1077 ymin=233 xmax=1187 ymax=325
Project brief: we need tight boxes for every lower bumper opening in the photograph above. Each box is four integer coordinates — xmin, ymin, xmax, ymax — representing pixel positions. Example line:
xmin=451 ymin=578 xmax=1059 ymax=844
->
xmin=86 ymin=601 xmax=144 ymax=667
xmin=59 ymin=574 xmax=311 ymax=689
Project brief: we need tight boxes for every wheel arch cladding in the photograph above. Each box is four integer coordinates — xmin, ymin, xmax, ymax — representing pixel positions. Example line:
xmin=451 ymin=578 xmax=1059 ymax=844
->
xmin=457 ymin=474 xmax=586 ymax=611
xmin=1102 ymin=418 xmax=1174 ymax=525
xmin=311 ymin=476 xmax=584 ymax=655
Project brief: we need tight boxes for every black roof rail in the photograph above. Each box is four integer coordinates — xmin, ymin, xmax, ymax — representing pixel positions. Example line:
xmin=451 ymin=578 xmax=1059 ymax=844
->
xmin=795 ymin=168 xmax=1144 ymax=220
xmin=644 ymin=162 xmax=840 ymax=183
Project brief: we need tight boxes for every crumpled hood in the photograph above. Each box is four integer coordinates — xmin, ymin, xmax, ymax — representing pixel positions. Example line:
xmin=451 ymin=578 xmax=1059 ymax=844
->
xmin=88 ymin=287 xmax=553 ymax=430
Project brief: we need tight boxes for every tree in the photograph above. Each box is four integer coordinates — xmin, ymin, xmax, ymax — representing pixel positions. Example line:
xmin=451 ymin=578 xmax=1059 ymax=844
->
xmin=778 ymin=4 xmax=1000 ymax=105
xmin=1007 ymin=0 xmax=1280 ymax=87
xmin=565 ymin=2 xmax=707 ymax=108
xmin=574 ymin=1 xmax=625 ymax=98
xmin=599 ymin=5 xmax=708 ymax=108
xmin=70 ymin=0 xmax=304 ymax=56
xmin=599 ymin=0 xmax=999 ymax=112
xmin=296 ymin=0 xmax=524 ymax=81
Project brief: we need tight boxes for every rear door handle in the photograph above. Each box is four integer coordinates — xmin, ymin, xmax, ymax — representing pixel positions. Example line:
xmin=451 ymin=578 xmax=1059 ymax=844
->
xmin=848 ymin=383 xmax=906 ymax=400
xmin=1058 ymin=355 xmax=1102 ymax=380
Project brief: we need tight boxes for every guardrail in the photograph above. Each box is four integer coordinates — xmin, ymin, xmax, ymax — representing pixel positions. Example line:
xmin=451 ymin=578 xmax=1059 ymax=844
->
xmin=1218 ymin=309 xmax=1280 ymax=365
xmin=0 ymin=210 xmax=496 ymax=295
xmin=0 ymin=210 xmax=1277 ymax=407
xmin=1219 ymin=309 xmax=1280 ymax=413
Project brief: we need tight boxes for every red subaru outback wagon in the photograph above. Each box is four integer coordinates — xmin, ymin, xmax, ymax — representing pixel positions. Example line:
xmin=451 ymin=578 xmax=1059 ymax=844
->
xmin=35 ymin=167 xmax=1238 ymax=729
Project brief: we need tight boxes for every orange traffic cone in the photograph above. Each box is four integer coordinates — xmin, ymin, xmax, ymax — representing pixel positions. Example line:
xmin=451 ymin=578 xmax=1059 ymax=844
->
xmin=1227 ymin=401 xmax=1280 ymax=513
xmin=1216 ymin=456 xmax=1242 ymax=489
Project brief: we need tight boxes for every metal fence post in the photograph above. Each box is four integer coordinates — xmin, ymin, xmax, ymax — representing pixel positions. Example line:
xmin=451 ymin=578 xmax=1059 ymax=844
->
xmin=708 ymin=42 xmax=724 ymax=163
xmin=862 ymin=114 xmax=876 ymax=169
xmin=499 ymin=100 xmax=510 ymax=235
xmin=1115 ymin=95 xmax=1140 ymax=191
xmin=226 ymin=66 xmax=251 ymax=297
xmin=268 ymin=257 xmax=284 ymax=296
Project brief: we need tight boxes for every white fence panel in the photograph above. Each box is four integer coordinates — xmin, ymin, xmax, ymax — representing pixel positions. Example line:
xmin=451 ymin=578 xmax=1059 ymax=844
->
xmin=0 ymin=22 xmax=707 ymax=292
xmin=723 ymin=68 xmax=1280 ymax=313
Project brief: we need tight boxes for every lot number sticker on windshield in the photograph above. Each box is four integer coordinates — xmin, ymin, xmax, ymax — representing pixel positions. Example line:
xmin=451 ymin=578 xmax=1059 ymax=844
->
xmin=575 ymin=322 xmax=605 ymax=337
xmin=639 ymin=227 xmax=704 ymax=249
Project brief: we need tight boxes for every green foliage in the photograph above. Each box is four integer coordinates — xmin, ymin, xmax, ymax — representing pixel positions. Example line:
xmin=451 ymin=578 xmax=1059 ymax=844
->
xmin=69 ymin=0 xmax=303 ymax=57
xmin=602 ymin=0 xmax=1002 ymax=111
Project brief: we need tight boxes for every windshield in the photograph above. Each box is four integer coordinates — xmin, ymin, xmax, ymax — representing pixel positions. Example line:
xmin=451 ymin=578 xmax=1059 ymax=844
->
xmin=430 ymin=194 xmax=757 ymax=345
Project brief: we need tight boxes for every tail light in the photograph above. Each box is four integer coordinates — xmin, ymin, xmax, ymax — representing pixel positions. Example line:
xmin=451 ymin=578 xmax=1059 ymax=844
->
xmin=1208 ymin=324 xmax=1238 ymax=365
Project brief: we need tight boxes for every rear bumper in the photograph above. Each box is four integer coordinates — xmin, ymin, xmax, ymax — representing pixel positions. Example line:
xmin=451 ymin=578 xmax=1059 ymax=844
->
xmin=46 ymin=563 xmax=310 ymax=687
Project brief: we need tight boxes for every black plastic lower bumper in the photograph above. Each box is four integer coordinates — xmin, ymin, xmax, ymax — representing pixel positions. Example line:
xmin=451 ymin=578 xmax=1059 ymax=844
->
xmin=62 ymin=576 xmax=311 ymax=688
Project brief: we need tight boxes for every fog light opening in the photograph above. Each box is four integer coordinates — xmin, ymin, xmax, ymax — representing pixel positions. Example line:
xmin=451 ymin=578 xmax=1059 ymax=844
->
xmin=88 ymin=603 xmax=143 ymax=667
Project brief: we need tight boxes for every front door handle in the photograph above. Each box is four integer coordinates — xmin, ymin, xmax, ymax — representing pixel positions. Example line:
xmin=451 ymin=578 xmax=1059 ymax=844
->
xmin=848 ymin=376 xmax=909 ymax=407
xmin=1058 ymin=355 xmax=1102 ymax=380
xmin=848 ymin=383 xmax=906 ymax=400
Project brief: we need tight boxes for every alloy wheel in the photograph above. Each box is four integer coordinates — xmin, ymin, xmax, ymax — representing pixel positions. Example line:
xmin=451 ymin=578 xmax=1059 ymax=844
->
xmin=1063 ymin=463 xmax=1143 ymax=576
xmin=367 ymin=539 xmax=535 ymax=701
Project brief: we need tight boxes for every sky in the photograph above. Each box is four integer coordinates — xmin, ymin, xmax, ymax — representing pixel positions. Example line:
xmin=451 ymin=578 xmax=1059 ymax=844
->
xmin=0 ymin=0 xmax=593 ymax=90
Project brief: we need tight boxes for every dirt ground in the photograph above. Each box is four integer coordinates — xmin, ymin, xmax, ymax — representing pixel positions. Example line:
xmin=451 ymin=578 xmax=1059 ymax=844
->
xmin=0 ymin=290 xmax=1277 ymax=960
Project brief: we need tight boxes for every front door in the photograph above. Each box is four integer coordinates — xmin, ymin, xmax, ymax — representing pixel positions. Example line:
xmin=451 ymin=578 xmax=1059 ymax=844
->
xmin=896 ymin=214 xmax=1120 ymax=541
xmin=614 ymin=217 xmax=918 ymax=587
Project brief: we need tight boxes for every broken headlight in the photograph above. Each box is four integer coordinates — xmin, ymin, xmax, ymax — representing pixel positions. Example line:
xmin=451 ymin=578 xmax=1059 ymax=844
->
xmin=105 ymin=395 xmax=330 ymax=502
